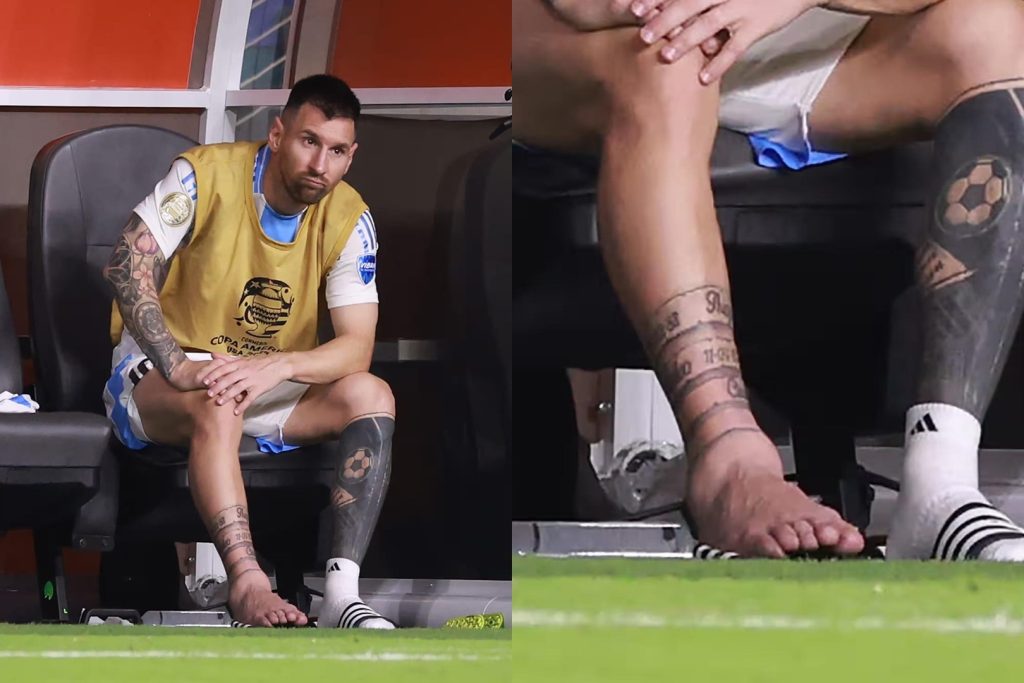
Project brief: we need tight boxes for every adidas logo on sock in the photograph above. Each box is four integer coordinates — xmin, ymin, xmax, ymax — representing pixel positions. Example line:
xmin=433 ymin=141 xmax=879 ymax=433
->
xmin=909 ymin=413 xmax=939 ymax=435
xmin=327 ymin=561 xmax=341 ymax=573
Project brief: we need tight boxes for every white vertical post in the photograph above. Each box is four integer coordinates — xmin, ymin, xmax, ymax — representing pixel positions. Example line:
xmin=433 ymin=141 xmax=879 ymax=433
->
xmin=612 ymin=369 xmax=656 ymax=455
xmin=200 ymin=0 xmax=253 ymax=143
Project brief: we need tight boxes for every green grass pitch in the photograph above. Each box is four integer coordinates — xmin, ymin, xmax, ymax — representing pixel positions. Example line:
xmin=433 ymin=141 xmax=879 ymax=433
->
xmin=0 ymin=624 xmax=508 ymax=683
xmin=513 ymin=556 xmax=1024 ymax=681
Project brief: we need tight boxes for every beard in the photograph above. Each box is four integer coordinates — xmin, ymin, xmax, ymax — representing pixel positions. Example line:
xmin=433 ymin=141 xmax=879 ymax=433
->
xmin=285 ymin=176 xmax=329 ymax=207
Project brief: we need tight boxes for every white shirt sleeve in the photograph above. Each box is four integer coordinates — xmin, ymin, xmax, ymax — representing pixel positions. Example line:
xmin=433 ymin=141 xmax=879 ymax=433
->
xmin=325 ymin=209 xmax=379 ymax=309
xmin=132 ymin=158 xmax=198 ymax=260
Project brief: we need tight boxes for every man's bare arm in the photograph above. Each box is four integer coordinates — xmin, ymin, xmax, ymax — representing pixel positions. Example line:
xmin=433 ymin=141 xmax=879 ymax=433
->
xmin=285 ymin=303 xmax=377 ymax=385
xmin=103 ymin=214 xmax=195 ymax=384
xmin=197 ymin=304 xmax=377 ymax=415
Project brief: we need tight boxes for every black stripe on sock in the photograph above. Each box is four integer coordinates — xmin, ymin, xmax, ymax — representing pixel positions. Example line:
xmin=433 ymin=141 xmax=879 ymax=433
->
xmin=939 ymin=513 xmax=1012 ymax=559
xmin=949 ymin=521 xmax=1021 ymax=559
xmin=341 ymin=610 xmax=374 ymax=628
xmin=965 ymin=531 xmax=1024 ymax=559
xmin=931 ymin=502 xmax=998 ymax=558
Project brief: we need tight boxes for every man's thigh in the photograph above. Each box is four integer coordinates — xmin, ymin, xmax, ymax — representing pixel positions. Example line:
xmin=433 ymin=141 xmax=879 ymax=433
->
xmin=282 ymin=372 xmax=393 ymax=447
xmin=129 ymin=369 xmax=202 ymax=447
xmin=811 ymin=0 xmax=1024 ymax=151
xmin=130 ymin=367 xmax=307 ymax=450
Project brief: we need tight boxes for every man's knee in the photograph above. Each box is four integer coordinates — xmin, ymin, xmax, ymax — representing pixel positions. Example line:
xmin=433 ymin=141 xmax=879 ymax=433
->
xmin=187 ymin=392 xmax=244 ymax=435
xmin=916 ymin=0 xmax=1024 ymax=82
xmin=327 ymin=373 xmax=395 ymax=428
xmin=592 ymin=32 xmax=710 ymax=122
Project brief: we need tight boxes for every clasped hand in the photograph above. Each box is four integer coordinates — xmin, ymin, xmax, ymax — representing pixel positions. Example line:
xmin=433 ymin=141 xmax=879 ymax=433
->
xmin=187 ymin=353 xmax=292 ymax=415
xmin=548 ymin=0 xmax=821 ymax=83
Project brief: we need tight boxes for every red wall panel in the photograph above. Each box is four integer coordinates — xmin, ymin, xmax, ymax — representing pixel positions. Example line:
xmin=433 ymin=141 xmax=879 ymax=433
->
xmin=0 ymin=0 xmax=200 ymax=87
xmin=331 ymin=0 xmax=510 ymax=88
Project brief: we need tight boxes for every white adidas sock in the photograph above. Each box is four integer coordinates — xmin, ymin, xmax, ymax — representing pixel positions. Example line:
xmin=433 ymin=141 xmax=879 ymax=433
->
xmin=888 ymin=403 xmax=1024 ymax=561
xmin=317 ymin=558 xmax=394 ymax=629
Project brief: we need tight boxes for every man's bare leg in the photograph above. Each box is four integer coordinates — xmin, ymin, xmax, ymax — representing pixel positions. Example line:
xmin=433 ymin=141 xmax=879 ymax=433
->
xmin=136 ymin=370 xmax=395 ymax=623
xmin=282 ymin=372 xmax=395 ymax=628
xmin=133 ymin=374 xmax=306 ymax=626
xmin=811 ymin=0 xmax=1024 ymax=559
xmin=514 ymin=0 xmax=863 ymax=556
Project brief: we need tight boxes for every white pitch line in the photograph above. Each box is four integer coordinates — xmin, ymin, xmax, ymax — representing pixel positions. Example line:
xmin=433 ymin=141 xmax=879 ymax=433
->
xmin=0 ymin=650 xmax=507 ymax=662
xmin=515 ymin=609 xmax=1024 ymax=635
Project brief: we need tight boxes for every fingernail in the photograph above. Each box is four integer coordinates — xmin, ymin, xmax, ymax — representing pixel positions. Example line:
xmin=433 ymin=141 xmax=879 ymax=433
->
xmin=640 ymin=28 xmax=654 ymax=44
xmin=662 ymin=46 xmax=677 ymax=61
xmin=630 ymin=1 xmax=646 ymax=16
xmin=700 ymin=71 xmax=711 ymax=84
xmin=208 ymin=391 xmax=214 ymax=397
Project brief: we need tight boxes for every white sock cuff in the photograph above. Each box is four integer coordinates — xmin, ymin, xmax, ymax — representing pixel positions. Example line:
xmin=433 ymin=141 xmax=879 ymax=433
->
xmin=325 ymin=557 xmax=360 ymax=598
xmin=905 ymin=403 xmax=981 ymax=449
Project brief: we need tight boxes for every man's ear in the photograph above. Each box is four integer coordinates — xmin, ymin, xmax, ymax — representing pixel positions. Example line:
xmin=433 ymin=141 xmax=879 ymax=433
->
xmin=342 ymin=141 xmax=359 ymax=176
xmin=268 ymin=115 xmax=285 ymax=152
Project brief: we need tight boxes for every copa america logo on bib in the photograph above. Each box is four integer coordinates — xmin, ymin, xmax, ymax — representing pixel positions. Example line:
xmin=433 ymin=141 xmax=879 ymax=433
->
xmin=357 ymin=254 xmax=376 ymax=284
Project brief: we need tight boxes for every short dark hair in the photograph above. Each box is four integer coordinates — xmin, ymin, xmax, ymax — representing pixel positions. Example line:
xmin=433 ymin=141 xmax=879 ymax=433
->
xmin=283 ymin=74 xmax=361 ymax=122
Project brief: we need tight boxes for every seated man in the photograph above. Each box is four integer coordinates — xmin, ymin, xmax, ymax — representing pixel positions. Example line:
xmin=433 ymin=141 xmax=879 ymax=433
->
xmin=514 ymin=0 xmax=1024 ymax=559
xmin=102 ymin=74 xmax=395 ymax=626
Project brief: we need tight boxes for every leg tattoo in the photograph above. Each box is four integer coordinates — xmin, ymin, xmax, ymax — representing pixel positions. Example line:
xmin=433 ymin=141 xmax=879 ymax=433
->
xmin=331 ymin=416 xmax=393 ymax=564
xmin=890 ymin=87 xmax=1024 ymax=561
xmin=917 ymin=87 xmax=1024 ymax=416
xmin=645 ymin=285 xmax=758 ymax=453
xmin=208 ymin=504 xmax=261 ymax=582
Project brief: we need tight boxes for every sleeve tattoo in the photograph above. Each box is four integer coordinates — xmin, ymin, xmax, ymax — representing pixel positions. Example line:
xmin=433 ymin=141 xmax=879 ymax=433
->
xmin=103 ymin=214 xmax=187 ymax=378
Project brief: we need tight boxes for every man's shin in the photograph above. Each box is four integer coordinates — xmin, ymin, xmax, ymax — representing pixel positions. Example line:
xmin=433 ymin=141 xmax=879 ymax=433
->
xmin=916 ymin=86 xmax=1024 ymax=416
xmin=329 ymin=415 xmax=394 ymax=564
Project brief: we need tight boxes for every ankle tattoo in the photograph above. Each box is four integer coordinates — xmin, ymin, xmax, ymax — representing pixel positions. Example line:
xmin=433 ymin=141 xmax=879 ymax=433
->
xmin=645 ymin=286 xmax=751 ymax=444
xmin=209 ymin=504 xmax=259 ymax=579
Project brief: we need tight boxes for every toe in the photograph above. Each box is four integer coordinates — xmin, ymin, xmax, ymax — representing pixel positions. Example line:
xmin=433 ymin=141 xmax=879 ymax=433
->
xmin=770 ymin=524 xmax=802 ymax=554
xmin=835 ymin=525 xmax=865 ymax=555
xmin=812 ymin=521 xmax=841 ymax=547
xmin=792 ymin=520 xmax=819 ymax=551
xmin=746 ymin=532 xmax=786 ymax=558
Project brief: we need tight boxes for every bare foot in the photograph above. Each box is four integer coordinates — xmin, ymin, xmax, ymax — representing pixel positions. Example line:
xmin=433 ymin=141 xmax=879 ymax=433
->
xmin=686 ymin=429 xmax=864 ymax=558
xmin=228 ymin=572 xmax=308 ymax=627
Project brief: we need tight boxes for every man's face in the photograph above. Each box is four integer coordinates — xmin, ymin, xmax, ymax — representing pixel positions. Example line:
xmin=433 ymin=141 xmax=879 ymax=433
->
xmin=267 ymin=102 xmax=358 ymax=208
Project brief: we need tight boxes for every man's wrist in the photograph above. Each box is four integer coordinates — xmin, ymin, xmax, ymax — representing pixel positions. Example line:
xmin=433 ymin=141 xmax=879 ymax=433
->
xmin=277 ymin=352 xmax=298 ymax=382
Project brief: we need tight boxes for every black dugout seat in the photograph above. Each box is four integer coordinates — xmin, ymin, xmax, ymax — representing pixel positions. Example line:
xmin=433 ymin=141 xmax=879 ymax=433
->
xmin=28 ymin=125 xmax=341 ymax=611
xmin=504 ymin=129 xmax=929 ymax=530
xmin=0 ymin=259 xmax=113 ymax=621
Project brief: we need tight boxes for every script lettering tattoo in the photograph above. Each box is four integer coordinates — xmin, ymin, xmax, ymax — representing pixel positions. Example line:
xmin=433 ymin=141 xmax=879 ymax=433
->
xmin=103 ymin=214 xmax=187 ymax=378
xmin=645 ymin=286 xmax=752 ymax=451
xmin=209 ymin=505 xmax=260 ymax=580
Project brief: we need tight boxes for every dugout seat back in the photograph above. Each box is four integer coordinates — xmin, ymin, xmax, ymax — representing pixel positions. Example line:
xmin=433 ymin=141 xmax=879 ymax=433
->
xmin=27 ymin=125 xmax=340 ymax=611
xmin=0 ymin=256 xmax=114 ymax=620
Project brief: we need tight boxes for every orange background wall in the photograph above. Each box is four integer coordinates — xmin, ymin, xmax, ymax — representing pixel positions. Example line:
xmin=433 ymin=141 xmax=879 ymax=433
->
xmin=330 ymin=0 xmax=510 ymax=87
xmin=0 ymin=0 xmax=200 ymax=87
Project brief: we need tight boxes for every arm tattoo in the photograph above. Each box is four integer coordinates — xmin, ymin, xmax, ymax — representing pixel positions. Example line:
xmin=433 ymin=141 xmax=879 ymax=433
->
xmin=103 ymin=214 xmax=186 ymax=378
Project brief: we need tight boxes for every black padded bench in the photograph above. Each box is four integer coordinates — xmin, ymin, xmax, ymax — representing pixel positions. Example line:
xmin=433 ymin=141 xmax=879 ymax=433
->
xmin=0 ymin=261 xmax=113 ymax=621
